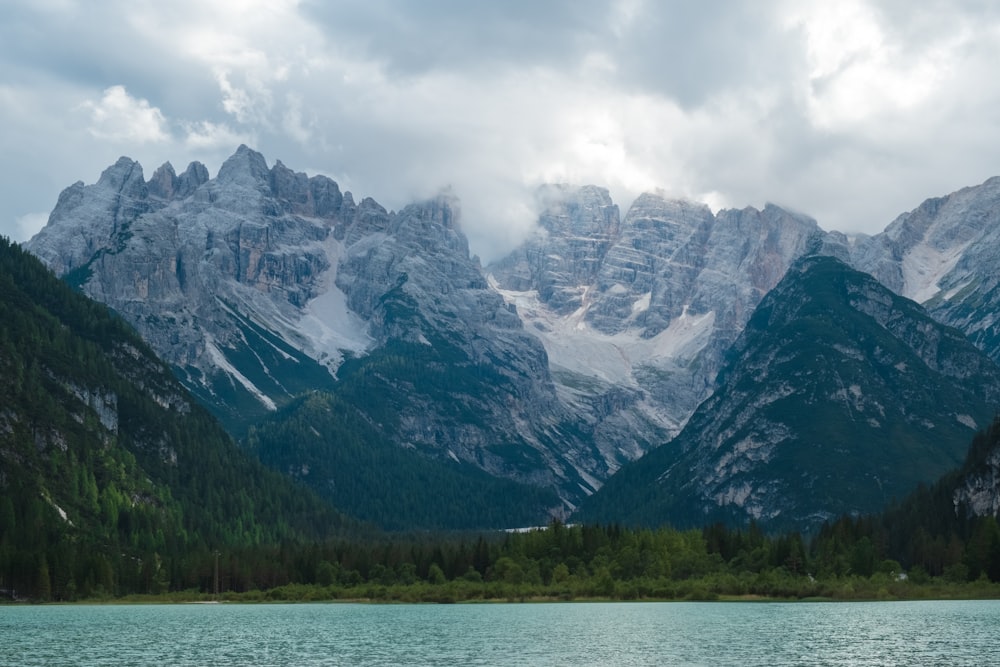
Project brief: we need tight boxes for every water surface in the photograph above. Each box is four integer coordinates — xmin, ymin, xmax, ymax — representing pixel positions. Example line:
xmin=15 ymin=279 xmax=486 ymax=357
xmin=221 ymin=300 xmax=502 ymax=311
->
xmin=3 ymin=600 xmax=998 ymax=666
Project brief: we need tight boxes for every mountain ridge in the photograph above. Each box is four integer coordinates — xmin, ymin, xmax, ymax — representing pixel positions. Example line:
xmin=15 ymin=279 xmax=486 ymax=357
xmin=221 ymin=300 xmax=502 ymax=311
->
xmin=25 ymin=146 xmax=653 ymax=521
xmin=576 ymin=255 xmax=1000 ymax=531
xmin=24 ymin=146 xmax=1000 ymax=531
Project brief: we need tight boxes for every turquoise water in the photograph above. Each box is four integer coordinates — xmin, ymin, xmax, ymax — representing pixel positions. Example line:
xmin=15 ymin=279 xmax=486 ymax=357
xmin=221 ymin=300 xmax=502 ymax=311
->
xmin=2 ymin=600 xmax=998 ymax=666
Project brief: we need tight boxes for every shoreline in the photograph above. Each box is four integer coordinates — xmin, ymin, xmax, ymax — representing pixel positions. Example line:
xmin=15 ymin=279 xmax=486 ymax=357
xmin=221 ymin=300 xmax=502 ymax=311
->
xmin=7 ymin=587 xmax=1000 ymax=606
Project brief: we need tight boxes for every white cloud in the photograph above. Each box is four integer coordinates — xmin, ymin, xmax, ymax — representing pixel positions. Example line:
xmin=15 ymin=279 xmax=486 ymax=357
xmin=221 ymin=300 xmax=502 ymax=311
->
xmin=282 ymin=93 xmax=313 ymax=144
xmin=215 ymin=70 xmax=274 ymax=126
xmin=13 ymin=212 xmax=48 ymax=242
xmin=79 ymin=85 xmax=169 ymax=144
xmin=790 ymin=1 xmax=955 ymax=132
xmin=2 ymin=0 xmax=1000 ymax=256
xmin=182 ymin=120 xmax=253 ymax=151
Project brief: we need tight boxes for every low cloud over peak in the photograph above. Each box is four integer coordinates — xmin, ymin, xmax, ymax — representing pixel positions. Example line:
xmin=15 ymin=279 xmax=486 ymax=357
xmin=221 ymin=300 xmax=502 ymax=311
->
xmin=3 ymin=0 xmax=1000 ymax=260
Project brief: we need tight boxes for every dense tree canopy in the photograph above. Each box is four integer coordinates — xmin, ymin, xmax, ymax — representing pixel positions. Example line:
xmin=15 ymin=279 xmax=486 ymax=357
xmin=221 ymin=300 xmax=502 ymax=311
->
xmin=0 ymin=237 xmax=354 ymax=600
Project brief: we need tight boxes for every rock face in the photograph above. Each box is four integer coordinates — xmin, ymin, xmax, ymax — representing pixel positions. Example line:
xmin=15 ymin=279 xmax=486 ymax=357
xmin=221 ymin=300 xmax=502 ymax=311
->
xmin=29 ymin=146 xmax=359 ymax=428
xmin=850 ymin=176 xmax=1000 ymax=363
xmin=28 ymin=147 xmax=1000 ymax=531
xmin=488 ymin=187 xmax=822 ymax=442
xmin=956 ymin=442 xmax=1000 ymax=519
xmin=25 ymin=147 xmax=635 ymax=518
xmin=944 ymin=413 xmax=1000 ymax=522
xmin=578 ymin=256 xmax=1000 ymax=531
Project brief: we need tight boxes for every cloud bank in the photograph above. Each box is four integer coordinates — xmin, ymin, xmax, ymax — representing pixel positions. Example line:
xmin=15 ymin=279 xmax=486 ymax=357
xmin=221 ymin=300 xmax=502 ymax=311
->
xmin=2 ymin=0 xmax=1000 ymax=261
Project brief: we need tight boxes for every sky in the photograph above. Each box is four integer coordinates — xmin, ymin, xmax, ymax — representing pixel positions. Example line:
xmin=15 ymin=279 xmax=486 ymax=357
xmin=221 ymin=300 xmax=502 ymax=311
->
xmin=2 ymin=0 xmax=1000 ymax=262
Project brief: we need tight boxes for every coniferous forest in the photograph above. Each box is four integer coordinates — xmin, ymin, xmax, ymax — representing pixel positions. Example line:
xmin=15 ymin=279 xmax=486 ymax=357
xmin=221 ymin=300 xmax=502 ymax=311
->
xmin=2 ymin=233 xmax=1000 ymax=603
xmin=0 ymin=237 xmax=355 ymax=600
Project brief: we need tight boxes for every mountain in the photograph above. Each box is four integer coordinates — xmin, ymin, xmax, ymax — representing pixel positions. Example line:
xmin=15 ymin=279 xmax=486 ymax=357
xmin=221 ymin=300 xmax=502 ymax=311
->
xmin=487 ymin=187 xmax=823 ymax=443
xmin=0 ymin=237 xmax=350 ymax=599
xmin=27 ymin=148 xmax=358 ymax=430
xmin=24 ymin=147 xmax=633 ymax=522
xmin=25 ymin=145 xmax=1000 ymax=533
xmin=577 ymin=255 xmax=1000 ymax=531
xmin=850 ymin=176 xmax=1000 ymax=362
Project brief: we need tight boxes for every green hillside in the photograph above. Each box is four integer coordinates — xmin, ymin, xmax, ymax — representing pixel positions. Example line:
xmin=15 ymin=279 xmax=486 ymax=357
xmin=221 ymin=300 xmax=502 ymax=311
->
xmin=245 ymin=340 xmax=563 ymax=531
xmin=0 ymin=237 xmax=352 ymax=600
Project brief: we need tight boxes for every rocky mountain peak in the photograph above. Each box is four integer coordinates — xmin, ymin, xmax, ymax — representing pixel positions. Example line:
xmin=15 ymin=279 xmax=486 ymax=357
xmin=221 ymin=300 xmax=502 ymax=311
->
xmin=216 ymin=144 xmax=271 ymax=189
xmin=149 ymin=161 xmax=210 ymax=200
xmin=27 ymin=156 xmax=155 ymax=276
xmin=535 ymin=184 xmax=619 ymax=238
xmin=626 ymin=192 xmax=711 ymax=222
xmin=27 ymin=147 xmax=353 ymax=428
xmin=177 ymin=161 xmax=210 ymax=198
xmin=488 ymin=184 xmax=620 ymax=313
xmin=96 ymin=156 xmax=146 ymax=193
xmin=267 ymin=159 xmax=345 ymax=219
xmin=712 ymin=203 xmax=820 ymax=295
xmin=390 ymin=194 xmax=468 ymax=258
xmin=849 ymin=175 xmax=1000 ymax=363
xmin=486 ymin=190 xmax=822 ymax=474
xmin=147 ymin=162 xmax=177 ymax=199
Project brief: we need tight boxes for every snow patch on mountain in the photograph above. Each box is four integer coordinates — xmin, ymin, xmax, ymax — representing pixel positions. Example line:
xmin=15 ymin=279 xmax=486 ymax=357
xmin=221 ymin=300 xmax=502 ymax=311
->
xmin=203 ymin=334 xmax=277 ymax=410
xmin=490 ymin=278 xmax=715 ymax=387
xmin=900 ymin=238 xmax=972 ymax=303
xmin=296 ymin=238 xmax=373 ymax=371
xmin=956 ymin=414 xmax=977 ymax=429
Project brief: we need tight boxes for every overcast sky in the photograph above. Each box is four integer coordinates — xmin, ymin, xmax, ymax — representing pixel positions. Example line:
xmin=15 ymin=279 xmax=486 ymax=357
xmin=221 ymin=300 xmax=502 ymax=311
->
xmin=3 ymin=0 xmax=1000 ymax=262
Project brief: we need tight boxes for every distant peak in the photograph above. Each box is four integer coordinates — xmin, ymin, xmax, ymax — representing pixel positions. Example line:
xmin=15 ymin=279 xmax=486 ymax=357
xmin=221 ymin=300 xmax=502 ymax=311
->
xmin=151 ymin=161 xmax=176 ymax=178
xmin=180 ymin=161 xmax=209 ymax=185
xmin=401 ymin=192 xmax=462 ymax=231
xmin=536 ymin=183 xmax=613 ymax=207
xmin=627 ymin=192 xmax=712 ymax=217
xmin=217 ymin=145 xmax=270 ymax=187
xmin=97 ymin=157 xmax=145 ymax=191
xmin=148 ymin=160 xmax=209 ymax=200
xmin=147 ymin=162 xmax=177 ymax=199
xmin=97 ymin=157 xmax=146 ymax=192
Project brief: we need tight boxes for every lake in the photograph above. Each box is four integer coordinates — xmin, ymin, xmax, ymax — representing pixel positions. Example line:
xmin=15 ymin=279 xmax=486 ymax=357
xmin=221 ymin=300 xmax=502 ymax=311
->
xmin=2 ymin=600 xmax=998 ymax=665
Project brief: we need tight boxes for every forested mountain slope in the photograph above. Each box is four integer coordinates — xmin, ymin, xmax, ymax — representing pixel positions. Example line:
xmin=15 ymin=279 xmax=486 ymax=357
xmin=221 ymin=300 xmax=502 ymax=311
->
xmin=245 ymin=388 xmax=560 ymax=531
xmin=811 ymin=415 xmax=1000 ymax=581
xmin=0 ymin=237 xmax=351 ymax=599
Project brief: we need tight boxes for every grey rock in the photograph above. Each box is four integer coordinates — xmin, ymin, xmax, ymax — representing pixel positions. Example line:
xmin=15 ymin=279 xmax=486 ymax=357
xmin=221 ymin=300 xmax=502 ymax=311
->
xmin=850 ymin=176 xmax=1000 ymax=362
xmin=148 ymin=161 xmax=210 ymax=200
xmin=955 ymin=446 xmax=1000 ymax=518
xmin=488 ymin=188 xmax=822 ymax=446
xmin=25 ymin=147 xmax=627 ymax=512
xmin=27 ymin=146 xmax=353 ymax=429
